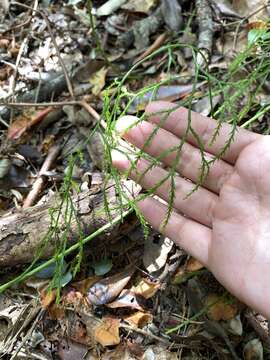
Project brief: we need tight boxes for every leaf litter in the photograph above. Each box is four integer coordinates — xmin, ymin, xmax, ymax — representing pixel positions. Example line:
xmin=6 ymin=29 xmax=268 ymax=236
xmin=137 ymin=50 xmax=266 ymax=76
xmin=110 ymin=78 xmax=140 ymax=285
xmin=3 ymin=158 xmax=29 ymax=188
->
xmin=0 ymin=0 xmax=269 ymax=358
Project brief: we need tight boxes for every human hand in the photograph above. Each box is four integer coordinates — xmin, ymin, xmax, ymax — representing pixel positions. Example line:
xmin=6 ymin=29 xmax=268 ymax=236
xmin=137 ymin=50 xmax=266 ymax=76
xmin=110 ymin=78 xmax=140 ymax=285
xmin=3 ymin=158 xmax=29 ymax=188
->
xmin=112 ymin=101 xmax=270 ymax=318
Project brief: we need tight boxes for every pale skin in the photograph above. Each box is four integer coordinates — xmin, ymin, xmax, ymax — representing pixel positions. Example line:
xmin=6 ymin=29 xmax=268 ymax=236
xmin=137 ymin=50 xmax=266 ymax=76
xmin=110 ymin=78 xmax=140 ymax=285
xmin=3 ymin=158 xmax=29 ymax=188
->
xmin=112 ymin=101 xmax=270 ymax=319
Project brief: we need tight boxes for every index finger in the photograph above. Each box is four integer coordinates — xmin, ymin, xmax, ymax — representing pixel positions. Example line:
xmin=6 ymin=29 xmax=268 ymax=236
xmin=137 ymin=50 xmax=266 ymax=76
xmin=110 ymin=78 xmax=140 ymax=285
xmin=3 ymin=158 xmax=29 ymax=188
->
xmin=145 ymin=101 xmax=261 ymax=164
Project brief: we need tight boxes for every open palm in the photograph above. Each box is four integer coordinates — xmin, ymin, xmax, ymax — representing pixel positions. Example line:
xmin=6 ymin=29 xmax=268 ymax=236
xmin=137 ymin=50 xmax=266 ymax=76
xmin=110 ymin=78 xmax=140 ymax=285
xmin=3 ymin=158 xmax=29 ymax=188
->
xmin=112 ymin=101 xmax=270 ymax=318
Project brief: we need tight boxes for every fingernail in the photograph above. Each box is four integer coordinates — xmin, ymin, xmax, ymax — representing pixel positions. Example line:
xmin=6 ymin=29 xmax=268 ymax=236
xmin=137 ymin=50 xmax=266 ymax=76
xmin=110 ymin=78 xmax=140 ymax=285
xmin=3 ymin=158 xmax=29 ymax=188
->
xmin=115 ymin=115 xmax=139 ymax=136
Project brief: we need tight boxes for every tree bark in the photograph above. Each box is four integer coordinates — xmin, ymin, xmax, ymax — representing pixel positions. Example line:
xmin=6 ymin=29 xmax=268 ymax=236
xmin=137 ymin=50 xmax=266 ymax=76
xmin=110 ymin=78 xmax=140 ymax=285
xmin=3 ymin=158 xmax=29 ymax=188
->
xmin=0 ymin=180 xmax=138 ymax=267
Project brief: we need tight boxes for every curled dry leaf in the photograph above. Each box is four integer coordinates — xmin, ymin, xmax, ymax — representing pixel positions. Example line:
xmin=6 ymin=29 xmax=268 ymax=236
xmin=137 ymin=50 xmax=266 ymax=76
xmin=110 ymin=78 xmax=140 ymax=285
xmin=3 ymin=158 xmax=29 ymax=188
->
xmin=89 ymin=67 xmax=108 ymax=96
xmin=133 ymin=278 xmax=160 ymax=299
xmin=106 ymin=289 xmax=144 ymax=310
xmin=205 ymin=294 xmax=239 ymax=321
xmin=186 ymin=257 xmax=204 ymax=272
xmin=124 ymin=311 xmax=153 ymax=328
xmin=8 ymin=107 xmax=53 ymax=140
xmin=39 ymin=288 xmax=56 ymax=309
xmin=243 ymin=338 xmax=263 ymax=360
xmin=87 ymin=265 xmax=135 ymax=305
xmin=94 ymin=317 xmax=120 ymax=347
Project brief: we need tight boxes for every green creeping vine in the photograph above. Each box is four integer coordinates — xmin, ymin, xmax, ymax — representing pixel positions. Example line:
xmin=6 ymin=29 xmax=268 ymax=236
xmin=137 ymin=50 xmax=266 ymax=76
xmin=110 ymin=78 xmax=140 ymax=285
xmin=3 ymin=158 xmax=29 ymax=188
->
xmin=1 ymin=36 xmax=270 ymax=295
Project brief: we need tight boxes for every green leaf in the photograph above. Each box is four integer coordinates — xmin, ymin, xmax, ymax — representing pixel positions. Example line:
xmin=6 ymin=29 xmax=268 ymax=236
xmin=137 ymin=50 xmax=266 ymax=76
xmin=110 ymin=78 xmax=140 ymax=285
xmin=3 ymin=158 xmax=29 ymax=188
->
xmin=35 ymin=260 xmax=67 ymax=279
xmin=92 ymin=258 xmax=113 ymax=276
xmin=248 ymin=29 xmax=268 ymax=45
xmin=58 ymin=271 xmax=73 ymax=287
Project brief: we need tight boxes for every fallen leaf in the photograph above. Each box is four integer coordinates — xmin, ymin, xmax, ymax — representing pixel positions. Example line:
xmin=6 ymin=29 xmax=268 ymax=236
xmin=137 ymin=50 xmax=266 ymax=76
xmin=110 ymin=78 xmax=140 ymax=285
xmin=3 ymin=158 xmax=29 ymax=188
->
xmin=35 ymin=260 xmax=68 ymax=279
xmin=129 ymin=83 xmax=205 ymax=113
xmin=243 ymin=338 xmax=263 ymax=360
xmin=107 ymin=289 xmax=144 ymax=310
xmin=0 ymin=158 xmax=11 ymax=179
xmin=87 ymin=265 xmax=135 ymax=305
xmin=40 ymin=288 xmax=56 ymax=309
xmin=186 ymin=258 xmax=204 ymax=272
xmin=205 ymin=294 xmax=239 ymax=321
xmin=226 ymin=315 xmax=243 ymax=336
xmin=232 ymin=0 xmax=269 ymax=21
xmin=94 ymin=317 xmax=120 ymax=347
xmin=48 ymin=303 xmax=65 ymax=320
xmin=58 ymin=338 xmax=92 ymax=360
xmin=161 ymin=0 xmax=183 ymax=32
xmin=96 ymin=0 xmax=127 ymax=16
xmin=142 ymin=346 xmax=178 ymax=359
xmin=72 ymin=276 xmax=100 ymax=295
xmin=102 ymin=344 xmax=140 ymax=360
xmin=125 ymin=311 xmax=153 ymax=328
xmin=8 ymin=107 xmax=53 ymax=140
xmin=122 ymin=0 xmax=157 ymax=13
xmin=213 ymin=0 xmax=243 ymax=18
xmin=143 ymin=235 xmax=173 ymax=273
xmin=133 ymin=278 xmax=160 ymax=299
xmin=89 ymin=67 xmax=108 ymax=96
xmin=171 ymin=266 xmax=190 ymax=285
xmin=7 ymin=115 xmax=31 ymax=140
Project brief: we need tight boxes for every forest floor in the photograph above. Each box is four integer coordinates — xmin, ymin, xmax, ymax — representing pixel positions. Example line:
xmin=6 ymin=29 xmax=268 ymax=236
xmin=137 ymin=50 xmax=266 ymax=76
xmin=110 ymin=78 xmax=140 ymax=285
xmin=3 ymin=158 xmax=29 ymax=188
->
xmin=0 ymin=0 xmax=270 ymax=359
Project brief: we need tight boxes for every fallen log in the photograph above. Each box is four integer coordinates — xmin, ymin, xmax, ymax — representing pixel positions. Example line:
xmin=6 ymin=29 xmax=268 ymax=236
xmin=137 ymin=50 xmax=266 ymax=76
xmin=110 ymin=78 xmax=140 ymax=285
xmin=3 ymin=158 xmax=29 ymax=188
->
xmin=0 ymin=180 xmax=139 ymax=267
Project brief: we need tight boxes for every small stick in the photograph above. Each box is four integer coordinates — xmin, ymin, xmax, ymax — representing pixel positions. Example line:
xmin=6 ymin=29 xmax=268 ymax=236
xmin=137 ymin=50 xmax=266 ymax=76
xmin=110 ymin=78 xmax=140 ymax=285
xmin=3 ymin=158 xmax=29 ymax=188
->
xmin=134 ymin=32 xmax=167 ymax=64
xmin=195 ymin=0 xmax=214 ymax=67
xmin=23 ymin=145 xmax=61 ymax=208
xmin=120 ymin=323 xmax=170 ymax=345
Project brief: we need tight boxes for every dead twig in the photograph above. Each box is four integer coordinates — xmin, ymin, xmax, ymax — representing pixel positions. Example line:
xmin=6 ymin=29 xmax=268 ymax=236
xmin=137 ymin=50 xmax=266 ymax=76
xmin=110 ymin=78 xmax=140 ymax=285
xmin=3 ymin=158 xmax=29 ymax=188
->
xmin=23 ymin=145 xmax=61 ymax=208
xmin=195 ymin=0 xmax=214 ymax=67
xmin=120 ymin=323 xmax=170 ymax=345
xmin=134 ymin=33 xmax=167 ymax=64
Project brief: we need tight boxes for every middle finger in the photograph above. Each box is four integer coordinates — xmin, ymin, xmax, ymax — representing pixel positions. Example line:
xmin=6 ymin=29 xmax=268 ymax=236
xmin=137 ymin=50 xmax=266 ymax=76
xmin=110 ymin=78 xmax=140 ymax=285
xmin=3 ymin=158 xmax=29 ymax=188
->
xmin=116 ymin=116 xmax=233 ymax=194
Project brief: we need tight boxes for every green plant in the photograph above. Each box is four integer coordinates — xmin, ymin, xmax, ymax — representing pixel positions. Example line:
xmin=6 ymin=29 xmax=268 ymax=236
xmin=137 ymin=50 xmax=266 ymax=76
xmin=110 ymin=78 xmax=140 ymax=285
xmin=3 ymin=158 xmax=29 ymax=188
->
xmin=2 ymin=31 xmax=270 ymax=296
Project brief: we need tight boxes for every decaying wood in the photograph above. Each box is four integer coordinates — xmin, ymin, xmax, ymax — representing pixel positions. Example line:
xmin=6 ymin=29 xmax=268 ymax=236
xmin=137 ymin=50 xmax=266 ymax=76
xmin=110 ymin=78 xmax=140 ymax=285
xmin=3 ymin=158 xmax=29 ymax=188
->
xmin=0 ymin=180 xmax=139 ymax=267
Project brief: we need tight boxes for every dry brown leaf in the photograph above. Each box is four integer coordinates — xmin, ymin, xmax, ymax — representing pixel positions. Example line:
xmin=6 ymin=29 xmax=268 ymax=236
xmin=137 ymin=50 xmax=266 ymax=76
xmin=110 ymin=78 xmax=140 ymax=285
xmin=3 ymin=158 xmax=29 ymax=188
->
xmin=58 ymin=339 xmax=93 ymax=360
xmin=40 ymin=288 xmax=56 ymax=309
xmin=171 ymin=266 xmax=190 ymax=285
xmin=8 ymin=107 xmax=53 ymax=140
xmin=48 ymin=303 xmax=65 ymax=320
xmin=125 ymin=311 xmax=153 ymax=328
xmin=133 ymin=278 xmax=160 ymax=299
xmin=243 ymin=338 xmax=263 ymax=360
xmin=205 ymin=294 xmax=239 ymax=321
xmin=72 ymin=276 xmax=100 ymax=295
xmin=186 ymin=258 xmax=204 ymax=272
xmin=94 ymin=317 xmax=120 ymax=347
xmin=87 ymin=265 xmax=135 ymax=305
xmin=106 ymin=289 xmax=144 ymax=310
xmin=89 ymin=67 xmax=108 ymax=96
